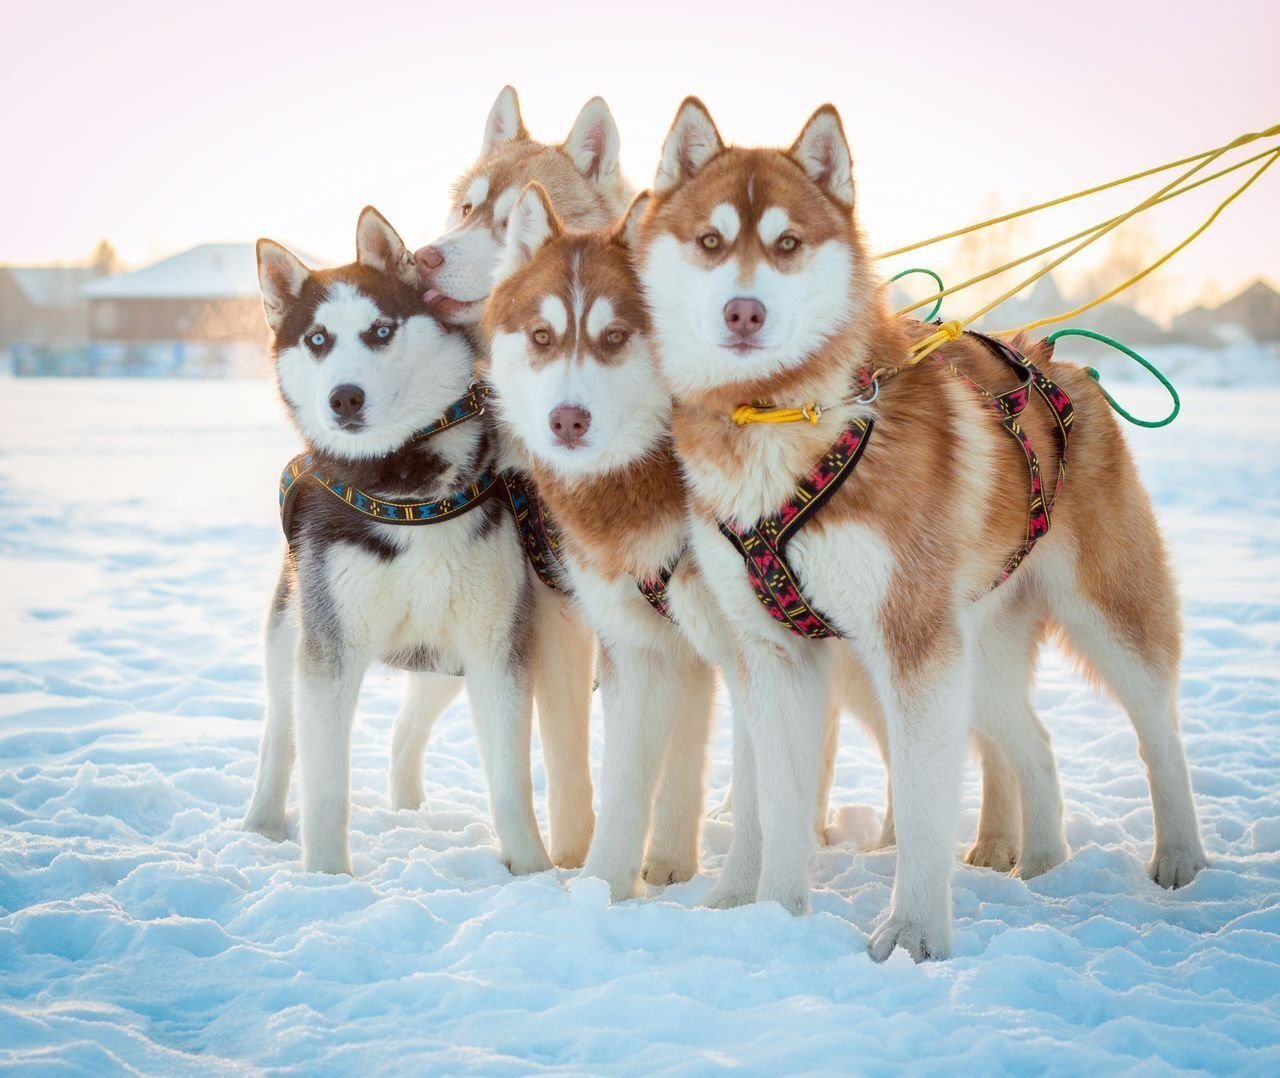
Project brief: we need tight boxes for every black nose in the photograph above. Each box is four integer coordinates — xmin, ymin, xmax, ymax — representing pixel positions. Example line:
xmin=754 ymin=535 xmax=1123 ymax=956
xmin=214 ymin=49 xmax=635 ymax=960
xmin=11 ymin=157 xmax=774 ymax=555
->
xmin=329 ymin=384 xmax=365 ymax=417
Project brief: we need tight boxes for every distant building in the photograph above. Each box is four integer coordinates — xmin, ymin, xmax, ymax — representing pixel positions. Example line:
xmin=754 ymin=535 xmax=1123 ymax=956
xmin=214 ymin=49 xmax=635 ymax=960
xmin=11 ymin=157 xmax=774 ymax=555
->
xmin=0 ymin=265 xmax=100 ymax=349
xmin=80 ymin=243 xmax=271 ymax=347
xmin=1172 ymin=279 xmax=1280 ymax=345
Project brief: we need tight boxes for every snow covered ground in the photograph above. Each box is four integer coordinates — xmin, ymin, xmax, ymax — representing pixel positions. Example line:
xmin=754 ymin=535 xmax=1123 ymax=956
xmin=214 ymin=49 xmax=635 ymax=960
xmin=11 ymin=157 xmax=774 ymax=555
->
xmin=1 ymin=376 xmax=1278 ymax=1074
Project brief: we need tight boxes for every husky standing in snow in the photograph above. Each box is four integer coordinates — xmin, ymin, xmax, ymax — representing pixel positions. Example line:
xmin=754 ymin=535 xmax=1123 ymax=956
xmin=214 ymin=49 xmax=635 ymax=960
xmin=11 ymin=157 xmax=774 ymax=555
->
xmin=632 ymin=98 xmax=1208 ymax=960
xmin=481 ymin=184 xmax=738 ymax=899
xmin=242 ymin=208 xmax=557 ymax=876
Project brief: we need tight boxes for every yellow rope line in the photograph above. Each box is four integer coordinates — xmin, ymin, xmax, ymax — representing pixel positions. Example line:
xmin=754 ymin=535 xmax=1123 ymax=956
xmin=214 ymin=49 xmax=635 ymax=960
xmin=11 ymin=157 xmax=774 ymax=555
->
xmin=877 ymin=121 xmax=1280 ymax=260
xmin=893 ymin=145 xmax=1280 ymax=319
xmin=894 ymin=124 xmax=1280 ymax=370
xmin=999 ymin=148 xmax=1280 ymax=336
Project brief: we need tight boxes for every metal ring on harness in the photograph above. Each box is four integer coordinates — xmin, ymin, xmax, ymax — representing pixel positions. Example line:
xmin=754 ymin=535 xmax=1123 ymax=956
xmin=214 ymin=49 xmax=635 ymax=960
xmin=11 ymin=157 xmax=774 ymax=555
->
xmin=850 ymin=378 xmax=879 ymax=406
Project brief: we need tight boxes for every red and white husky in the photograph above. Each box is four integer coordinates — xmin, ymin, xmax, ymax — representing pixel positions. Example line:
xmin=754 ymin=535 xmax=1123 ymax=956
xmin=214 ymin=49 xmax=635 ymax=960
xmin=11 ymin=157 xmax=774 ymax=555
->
xmin=633 ymin=99 xmax=1207 ymax=961
xmin=415 ymin=85 xmax=632 ymax=328
xmin=484 ymin=184 xmax=733 ymax=898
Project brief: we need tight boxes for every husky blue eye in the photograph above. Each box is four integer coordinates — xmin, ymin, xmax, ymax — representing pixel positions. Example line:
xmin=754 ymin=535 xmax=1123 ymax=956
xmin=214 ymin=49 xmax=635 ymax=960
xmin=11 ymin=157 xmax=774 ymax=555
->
xmin=310 ymin=332 xmax=326 ymax=347
xmin=376 ymin=325 xmax=391 ymax=338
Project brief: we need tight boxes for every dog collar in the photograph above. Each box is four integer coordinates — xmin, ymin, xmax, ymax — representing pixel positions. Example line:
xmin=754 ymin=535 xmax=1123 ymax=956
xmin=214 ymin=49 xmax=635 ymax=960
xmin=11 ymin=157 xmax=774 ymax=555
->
xmin=278 ymin=383 xmax=496 ymax=539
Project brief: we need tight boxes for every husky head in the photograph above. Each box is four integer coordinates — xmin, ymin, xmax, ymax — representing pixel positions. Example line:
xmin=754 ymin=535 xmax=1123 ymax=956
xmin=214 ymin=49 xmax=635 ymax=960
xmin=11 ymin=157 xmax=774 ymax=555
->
xmin=485 ymin=184 xmax=664 ymax=479
xmin=257 ymin=207 xmax=474 ymax=460
xmin=635 ymin=98 xmax=877 ymax=401
xmin=414 ymin=86 xmax=630 ymax=327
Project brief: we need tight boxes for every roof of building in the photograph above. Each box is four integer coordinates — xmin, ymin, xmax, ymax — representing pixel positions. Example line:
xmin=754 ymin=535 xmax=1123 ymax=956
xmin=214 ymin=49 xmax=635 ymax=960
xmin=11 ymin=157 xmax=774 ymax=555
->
xmin=5 ymin=266 xmax=100 ymax=307
xmin=81 ymin=242 xmax=323 ymax=301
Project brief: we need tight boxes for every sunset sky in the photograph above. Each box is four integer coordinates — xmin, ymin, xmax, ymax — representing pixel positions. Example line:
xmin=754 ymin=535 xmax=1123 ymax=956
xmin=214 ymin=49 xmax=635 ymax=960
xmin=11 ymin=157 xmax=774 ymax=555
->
xmin=4 ymin=0 xmax=1275 ymax=316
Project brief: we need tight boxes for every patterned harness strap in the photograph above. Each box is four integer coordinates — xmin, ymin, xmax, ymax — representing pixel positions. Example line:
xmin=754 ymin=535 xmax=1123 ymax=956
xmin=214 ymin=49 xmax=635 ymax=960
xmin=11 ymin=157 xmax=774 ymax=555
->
xmin=719 ymin=419 xmax=875 ymax=640
xmin=940 ymin=332 xmax=1074 ymax=588
xmin=717 ymin=332 xmax=1076 ymax=641
xmin=279 ymin=456 xmax=498 ymax=539
xmin=408 ymin=381 xmax=491 ymax=441
xmin=278 ymin=384 xmax=497 ymax=542
xmin=635 ymin=551 xmax=684 ymax=623
xmin=500 ymin=470 xmax=567 ymax=593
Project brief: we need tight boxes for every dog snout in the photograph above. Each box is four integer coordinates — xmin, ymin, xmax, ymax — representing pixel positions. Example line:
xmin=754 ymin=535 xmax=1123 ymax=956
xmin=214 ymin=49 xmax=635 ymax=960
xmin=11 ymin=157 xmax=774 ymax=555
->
xmin=723 ymin=297 xmax=767 ymax=340
xmin=329 ymin=384 xmax=366 ymax=419
xmin=549 ymin=404 xmax=591 ymax=448
xmin=414 ymin=244 xmax=445 ymax=279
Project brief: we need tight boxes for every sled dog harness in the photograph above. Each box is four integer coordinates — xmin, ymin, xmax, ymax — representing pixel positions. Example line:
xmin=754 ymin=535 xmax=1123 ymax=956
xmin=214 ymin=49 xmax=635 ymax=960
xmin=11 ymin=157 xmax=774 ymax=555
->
xmin=719 ymin=332 xmax=1074 ymax=640
xmin=278 ymin=383 xmax=499 ymax=539
xmin=502 ymin=467 xmax=682 ymax=620
xmin=500 ymin=469 xmax=567 ymax=593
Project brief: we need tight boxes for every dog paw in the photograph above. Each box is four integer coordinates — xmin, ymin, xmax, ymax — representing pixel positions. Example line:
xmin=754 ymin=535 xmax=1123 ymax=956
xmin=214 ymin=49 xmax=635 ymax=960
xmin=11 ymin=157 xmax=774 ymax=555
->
xmin=580 ymin=859 xmax=642 ymax=902
xmin=1015 ymin=840 xmax=1069 ymax=880
xmin=551 ymin=845 xmax=589 ymax=871
xmin=503 ymin=844 xmax=554 ymax=876
xmin=549 ymin=815 xmax=595 ymax=871
xmin=241 ymin=811 xmax=288 ymax=843
xmin=1149 ymin=845 xmax=1208 ymax=889
xmin=965 ymin=835 xmax=1019 ymax=874
xmin=754 ymin=880 xmax=811 ymax=916
xmin=699 ymin=883 xmax=756 ymax=910
xmin=867 ymin=913 xmax=951 ymax=963
xmin=388 ymin=788 xmax=425 ymax=813
xmin=642 ymin=855 xmax=697 ymax=887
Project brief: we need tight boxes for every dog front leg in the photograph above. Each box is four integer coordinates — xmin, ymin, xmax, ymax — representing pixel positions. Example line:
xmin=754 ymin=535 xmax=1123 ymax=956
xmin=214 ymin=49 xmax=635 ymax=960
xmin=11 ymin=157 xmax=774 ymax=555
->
xmin=294 ymin=640 xmax=364 ymax=874
xmin=738 ymin=646 xmax=830 ymax=914
xmin=581 ymin=645 xmax=683 ymax=900
xmin=701 ymin=668 xmax=762 ymax=908
xmin=532 ymin=586 xmax=596 ymax=868
xmin=867 ymin=646 xmax=971 ymax=963
xmin=643 ymin=657 xmax=716 ymax=886
xmin=465 ymin=650 xmax=552 ymax=875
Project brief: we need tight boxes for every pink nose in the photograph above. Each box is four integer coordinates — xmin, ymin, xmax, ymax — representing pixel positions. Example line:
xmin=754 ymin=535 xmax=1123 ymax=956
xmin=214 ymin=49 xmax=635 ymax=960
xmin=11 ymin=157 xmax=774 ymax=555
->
xmin=549 ymin=404 xmax=591 ymax=448
xmin=414 ymin=245 xmax=445 ymax=277
xmin=723 ymin=297 xmax=766 ymax=339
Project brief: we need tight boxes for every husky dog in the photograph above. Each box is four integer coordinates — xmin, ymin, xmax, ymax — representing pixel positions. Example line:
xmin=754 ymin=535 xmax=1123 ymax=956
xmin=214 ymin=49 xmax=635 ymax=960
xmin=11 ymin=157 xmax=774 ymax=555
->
xmin=414 ymin=86 xmax=632 ymax=327
xmin=482 ymin=184 xmax=740 ymax=899
xmin=386 ymin=87 xmax=637 ymax=865
xmin=241 ymin=207 xmax=553 ymax=876
xmin=634 ymin=99 xmax=1207 ymax=960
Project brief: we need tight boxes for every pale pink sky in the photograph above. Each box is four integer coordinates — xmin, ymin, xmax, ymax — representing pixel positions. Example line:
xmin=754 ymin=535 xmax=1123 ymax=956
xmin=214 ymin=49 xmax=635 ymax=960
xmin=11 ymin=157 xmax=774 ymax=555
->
xmin=3 ymin=0 xmax=1276 ymax=313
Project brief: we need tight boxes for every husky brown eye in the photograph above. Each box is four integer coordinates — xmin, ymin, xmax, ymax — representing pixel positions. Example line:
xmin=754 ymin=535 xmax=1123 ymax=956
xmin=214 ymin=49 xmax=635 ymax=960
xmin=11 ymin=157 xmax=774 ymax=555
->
xmin=604 ymin=328 xmax=628 ymax=347
xmin=778 ymin=234 xmax=800 ymax=253
xmin=698 ymin=232 xmax=721 ymax=251
xmin=460 ymin=203 xmax=473 ymax=218
xmin=531 ymin=327 xmax=552 ymax=347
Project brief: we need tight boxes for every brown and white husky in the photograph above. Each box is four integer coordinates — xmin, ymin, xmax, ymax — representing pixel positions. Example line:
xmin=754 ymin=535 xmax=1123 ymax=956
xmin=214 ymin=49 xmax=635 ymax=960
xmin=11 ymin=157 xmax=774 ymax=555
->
xmin=633 ymin=98 xmax=1207 ymax=961
xmin=482 ymin=184 xmax=731 ymax=899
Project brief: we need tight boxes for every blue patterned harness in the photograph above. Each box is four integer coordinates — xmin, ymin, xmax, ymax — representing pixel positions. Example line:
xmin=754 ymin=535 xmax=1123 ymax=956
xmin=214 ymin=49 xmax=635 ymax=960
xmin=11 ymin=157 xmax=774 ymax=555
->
xmin=278 ymin=383 xmax=498 ymax=539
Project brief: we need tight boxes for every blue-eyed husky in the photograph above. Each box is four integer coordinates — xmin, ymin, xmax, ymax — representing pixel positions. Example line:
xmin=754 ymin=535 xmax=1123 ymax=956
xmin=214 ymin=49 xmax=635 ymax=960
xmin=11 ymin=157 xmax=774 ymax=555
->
xmin=241 ymin=206 xmax=576 ymax=875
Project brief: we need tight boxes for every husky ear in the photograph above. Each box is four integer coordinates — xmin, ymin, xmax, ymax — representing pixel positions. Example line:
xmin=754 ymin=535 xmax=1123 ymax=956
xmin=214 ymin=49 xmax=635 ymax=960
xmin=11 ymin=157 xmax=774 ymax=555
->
xmin=355 ymin=206 xmax=418 ymax=289
xmin=655 ymin=97 xmax=723 ymax=194
xmin=494 ymin=183 xmax=563 ymax=284
xmin=611 ymin=190 xmax=652 ymax=248
xmin=482 ymin=85 xmax=528 ymax=156
xmin=789 ymin=105 xmax=855 ymax=207
xmin=562 ymin=97 xmax=621 ymax=185
xmin=256 ymin=239 xmax=311 ymax=334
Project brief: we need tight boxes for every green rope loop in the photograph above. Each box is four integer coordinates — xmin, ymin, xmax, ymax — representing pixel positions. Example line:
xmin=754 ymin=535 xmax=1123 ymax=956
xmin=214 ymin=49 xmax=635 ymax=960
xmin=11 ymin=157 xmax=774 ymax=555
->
xmin=889 ymin=267 xmax=945 ymax=322
xmin=1046 ymin=327 xmax=1180 ymax=428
